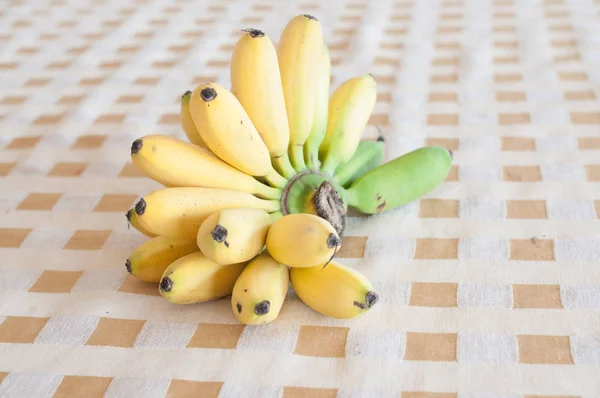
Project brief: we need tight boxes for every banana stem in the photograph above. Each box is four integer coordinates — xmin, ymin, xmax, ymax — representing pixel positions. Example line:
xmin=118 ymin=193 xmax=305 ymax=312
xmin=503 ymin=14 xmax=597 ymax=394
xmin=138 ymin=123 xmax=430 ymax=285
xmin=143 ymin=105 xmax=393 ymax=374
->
xmin=272 ymin=154 xmax=297 ymax=179
xmin=290 ymin=144 xmax=307 ymax=171
xmin=305 ymin=146 xmax=321 ymax=170
xmin=262 ymin=199 xmax=282 ymax=213
xmin=264 ymin=169 xmax=288 ymax=188
xmin=320 ymin=156 xmax=338 ymax=175
xmin=254 ymin=182 xmax=282 ymax=200
xmin=269 ymin=211 xmax=283 ymax=222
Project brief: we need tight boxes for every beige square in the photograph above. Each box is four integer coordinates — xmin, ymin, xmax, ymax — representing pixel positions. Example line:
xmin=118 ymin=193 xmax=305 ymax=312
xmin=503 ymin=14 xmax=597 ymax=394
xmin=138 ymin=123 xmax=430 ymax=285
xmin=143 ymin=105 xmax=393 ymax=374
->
xmin=337 ymin=236 xmax=367 ymax=258
xmin=118 ymin=45 xmax=139 ymax=53
xmin=0 ymin=62 xmax=18 ymax=70
xmin=377 ymin=92 xmax=392 ymax=103
xmin=58 ymin=95 xmax=85 ymax=104
xmin=404 ymin=332 xmax=457 ymax=361
xmin=425 ymin=138 xmax=459 ymax=150
xmin=506 ymin=200 xmax=547 ymax=219
xmin=95 ymin=114 xmax=126 ymax=124
xmin=117 ymin=95 xmax=144 ymax=104
xmin=445 ymin=165 xmax=459 ymax=181
xmin=496 ymin=92 xmax=526 ymax=102
xmin=513 ymin=284 xmax=563 ymax=309
xmin=86 ymin=318 xmax=146 ymax=348
xmin=34 ymin=113 xmax=64 ymax=124
xmin=436 ymin=41 xmax=460 ymax=50
xmin=494 ymin=40 xmax=518 ymax=48
xmin=119 ymin=163 xmax=145 ymax=177
xmin=0 ymin=162 xmax=16 ymax=176
xmin=64 ymin=230 xmax=111 ymax=250
xmin=494 ymin=56 xmax=519 ymax=64
xmin=118 ymin=275 xmax=161 ymax=296
xmin=167 ymin=380 xmax=223 ymax=398
xmin=135 ymin=77 xmax=160 ymax=85
xmin=595 ymin=200 xmax=600 ymax=218
xmin=410 ymin=283 xmax=458 ymax=307
xmin=0 ymin=316 xmax=49 ymax=343
xmin=494 ymin=73 xmax=522 ymax=83
xmin=585 ymin=165 xmax=600 ymax=181
xmin=283 ymin=387 xmax=338 ymax=398
xmin=390 ymin=13 xmax=411 ymax=21
xmin=415 ymin=239 xmax=458 ymax=259
xmin=159 ymin=114 xmax=180 ymax=124
xmin=187 ymin=323 xmax=245 ymax=349
xmin=6 ymin=136 xmax=41 ymax=149
xmin=54 ymin=376 xmax=113 ymax=398
xmin=403 ymin=393 xmax=457 ymax=398
xmin=379 ymin=42 xmax=403 ymax=50
xmin=501 ymin=137 xmax=536 ymax=151
xmin=72 ymin=135 xmax=107 ymax=149
xmin=192 ymin=75 xmax=219 ymax=85
xmin=68 ymin=46 xmax=90 ymax=54
xmin=546 ymin=11 xmax=570 ymax=19
xmin=0 ymin=228 xmax=32 ymax=247
xmin=152 ymin=60 xmax=176 ymax=69
xmin=94 ymin=194 xmax=137 ymax=212
xmin=432 ymin=57 xmax=458 ymax=66
xmin=100 ymin=61 xmax=123 ymax=69
xmin=518 ymin=335 xmax=573 ymax=364
xmin=559 ymin=72 xmax=587 ymax=81
xmin=48 ymin=162 xmax=87 ymax=177
xmin=565 ymin=91 xmax=596 ymax=101
xmin=0 ymin=372 xmax=6 ymax=383
xmin=79 ymin=77 xmax=104 ymax=86
xmin=1 ymin=96 xmax=26 ymax=105
xmin=294 ymin=326 xmax=349 ymax=358
xmin=510 ymin=239 xmax=555 ymax=261
xmin=503 ymin=166 xmax=541 ymax=181
xmin=17 ymin=193 xmax=62 ymax=210
xmin=427 ymin=114 xmax=459 ymax=125
xmin=430 ymin=74 xmax=458 ymax=83
xmin=419 ymin=199 xmax=459 ymax=218
xmin=428 ymin=92 xmax=457 ymax=102
xmin=524 ymin=396 xmax=577 ymax=398
xmin=29 ymin=270 xmax=83 ymax=293
xmin=554 ymin=53 xmax=580 ymax=63
xmin=571 ymin=112 xmax=600 ymax=124
xmin=206 ymin=59 xmax=228 ymax=67
xmin=374 ymin=57 xmax=400 ymax=66
xmin=551 ymin=38 xmax=577 ymax=48
xmin=493 ymin=25 xmax=516 ymax=33
xmin=372 ymin=75 xmax=395 ymax=85
xmin=195 ymin=18 xmax=216 ymax=26
xmin=384 ymin=27 xmax=407 ymax=35
xmin=26 ymin=78 xmax=50 ymax=86
xmin=438 ymin=26 xmax=462 ymax=34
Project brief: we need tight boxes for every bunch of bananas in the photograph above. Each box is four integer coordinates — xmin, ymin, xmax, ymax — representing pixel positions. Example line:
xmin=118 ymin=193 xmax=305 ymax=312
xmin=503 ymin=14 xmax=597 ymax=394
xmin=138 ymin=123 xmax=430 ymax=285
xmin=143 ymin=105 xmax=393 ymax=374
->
xmin=124 ymin=15 xmax=453 ymax=325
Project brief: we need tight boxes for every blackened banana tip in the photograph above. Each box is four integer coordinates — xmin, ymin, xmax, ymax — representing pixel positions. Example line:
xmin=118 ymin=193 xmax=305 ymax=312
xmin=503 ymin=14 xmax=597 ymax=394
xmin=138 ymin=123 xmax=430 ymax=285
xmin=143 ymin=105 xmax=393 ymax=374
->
xmin=366 ymin=291 xmax=379 ymax=307
xmin=327 ymin=233 xmax=340 ymax=248
xmin=135 ymin=198 xmax=146 ymax=216
xmin=131 ymin=139 xmax=143 ymax=155
xmin=254 ymin=300 xmax=270 ymax=316
xmin=160 ymin=277 xmax=173 ymax=292
xmin=125 ymin=259 xmax=132 ymax=273
xmin=182 ymin=90 xmax=191 ymax=98
xmin=200 ymin=87 xmax=217 ymax=102
xmin=243 ymin=28 xmax=264 ymax=38
xmin=304 ymin=14 xmax=317 ymax=21
xmin=211 ymin=225 xmax=228 ymax=243
xmin=125 ymin=209 xmax=132 ymax=222
xmin=448 ymin=149 xmax=453 ymax=160
xmin=377 ymin=135 xmax=385 ymax=142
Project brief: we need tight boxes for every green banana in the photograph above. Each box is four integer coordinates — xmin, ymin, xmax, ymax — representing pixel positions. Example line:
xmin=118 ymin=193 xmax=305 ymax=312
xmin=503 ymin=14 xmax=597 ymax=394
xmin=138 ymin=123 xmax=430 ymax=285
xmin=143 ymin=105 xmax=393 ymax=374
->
xmin=345 ymin=146 xmax=453 ymax=214
xmin=334 ymin=138 xmax=385 ymax=188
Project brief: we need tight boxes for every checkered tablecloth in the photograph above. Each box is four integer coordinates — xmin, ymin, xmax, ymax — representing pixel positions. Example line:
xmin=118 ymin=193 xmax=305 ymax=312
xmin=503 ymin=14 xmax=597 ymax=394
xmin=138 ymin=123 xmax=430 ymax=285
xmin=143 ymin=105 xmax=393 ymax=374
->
xmin=1 ymin=0 xmax=600 ymax=396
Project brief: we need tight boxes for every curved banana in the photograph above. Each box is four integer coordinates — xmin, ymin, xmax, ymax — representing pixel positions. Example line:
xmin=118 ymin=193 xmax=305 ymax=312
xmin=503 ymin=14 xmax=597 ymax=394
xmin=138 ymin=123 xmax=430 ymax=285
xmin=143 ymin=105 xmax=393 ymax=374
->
xmin=346 ymin=146 xmax=453 ymax=214
xmin=334 ymin=137 xmax=385 ymax=188
xmin=130 ymin=134 xmax=280 ymax=199
xmin=189 ymin=83 xmax=287 ymax=188
xmin=231 ymin=28 xmax=296 ymax=179
xmin=159 ymin=252 xmax=247 ymax=304
xmin=181 ymin=91 xmax=210 ymax=150
xmin=197 ymin=208 xmax=279 ymax=265
xmin=319 ymin=75 xmax=377 ymax=175
xmin=231 ymin=252 xmax=289 ymax=325
xmin=126 ymin=208 xmax=157 ymax=238
xmin=134 ymin=187 xmax=281 ymax=239
xmin=278 ymin=14 xmax=324 ymax=171
xmin=303 ymin=42 xmax=331 ymax=171
xmin=126 ymin=236 xmax=198 ymax=283
xmin=266 ymin=213 xmax=341 ymax=267
xmin=290 ymin=260 xmax=379 ymax=319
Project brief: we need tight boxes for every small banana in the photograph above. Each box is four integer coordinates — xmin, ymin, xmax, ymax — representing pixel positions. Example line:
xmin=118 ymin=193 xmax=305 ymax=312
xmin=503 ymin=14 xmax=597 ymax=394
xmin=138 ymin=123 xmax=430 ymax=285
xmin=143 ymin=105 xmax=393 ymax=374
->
xmin=346 ymin=146 xmax=453 ymax=214
xmin=134 ymin=187 xmax=281 ymax=239
xmin=319 ymin=75 xmax=377 ymax=175
xmin=159 ymin=252 xmax=247 ymax=304
xmin=130 ymin=134 xmax=280 ymax=200
xmin=304 ymin=42 xmax=331 ymax=170
xmin=290 ymin=260 xmax=379 ymax=319
xmin=197 ymin=208 xmax=279 ymax=265
xmin=125 ymin=208 xmax=157 ymax=238
xmin=266 ymin=213 xmax=341 ymax=267
xmin=126 ymin=236 xmax=198 ymax=283
xmin=231 ymin=252 xmax=289 ymax=325
xmin=189 ymin=83 xmax=287 ymax=188
xmin=334 ymin=137 xmax=385 ymax=188
xmin=181 ymin=91 xmax=210 ymax=150
xmin=278 ymin=14 xmax=324 ymax=171
xmin=231 ymin=28 xmax=296 ymax=179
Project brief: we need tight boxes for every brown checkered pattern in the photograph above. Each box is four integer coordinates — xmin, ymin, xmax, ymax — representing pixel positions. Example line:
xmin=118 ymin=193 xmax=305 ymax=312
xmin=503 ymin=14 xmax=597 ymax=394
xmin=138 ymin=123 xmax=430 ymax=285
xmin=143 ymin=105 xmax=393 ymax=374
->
xmin=1 ymin=0 xmax=599 ymax=396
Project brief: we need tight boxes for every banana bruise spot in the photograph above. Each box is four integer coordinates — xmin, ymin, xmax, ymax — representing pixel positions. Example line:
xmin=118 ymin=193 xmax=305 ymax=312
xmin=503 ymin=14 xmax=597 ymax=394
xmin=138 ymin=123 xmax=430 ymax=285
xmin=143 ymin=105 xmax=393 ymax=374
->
xmin=254 ymin=300 xmax=270 ymax=316
xmin=131 ymin=139 xmax=143 ymax=155
xmin=353 ymin=291 xmax=379 ymax=309
xmin=242 ymin=28 xmax=264 ymax=38
xmin=125 ymin=259 xmax=132 ymax=273
xmin=200 ymin=87 xmax=217 ymax=102
xmin=211 ymin=225 xmax=229 ymax=248
xmin=160 ymin=277 xmax=173 ymax=292
xmin=125 ymin=209 xmax=132 ymax=230
xmin=236 ymin=303 xmax=242 ymax=313
xmin=135 ymin=198 xmax=146 ymax=216
xmin=314 ymin=180 xmax=346 ymax=237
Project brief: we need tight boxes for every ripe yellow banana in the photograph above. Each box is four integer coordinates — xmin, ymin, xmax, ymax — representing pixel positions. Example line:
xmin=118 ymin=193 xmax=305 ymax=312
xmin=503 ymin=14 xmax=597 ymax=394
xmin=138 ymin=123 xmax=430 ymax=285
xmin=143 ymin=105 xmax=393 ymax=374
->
xmin=134 ymin=187 xmax=281 ymax=240
xmin=126 ymin=236 xmax=198 ymax=283
xmin=266 ymin=213 xmax=341 ymax=267
xmin=189 ymin=83 xmax=287 ymax=188
xmin=159 ymin=252 xmax=247 ymax=304
xmin=231 ymin=29 xmax=296 ymax=179
xmin=290 ymin=260 xmax=379 ymax=319
xmin=304 ymin=42 xmax=331 ymax=170
xmin=197 ymin=208 xmax=279 ymax=265
xmin=319 ymin=74 xmax=377 ymax=175
xmin=278 ymin=14 xmax=324 ymax=171
xmin=231 ymin=252 xmax=289 ymax=325
xmin=130 ymin=134 xmax=280 ymax=199
xmin=181 ymin=91 xmax=210 ymax=150
xmin=126 ymin=208 xmax=157 ymax=238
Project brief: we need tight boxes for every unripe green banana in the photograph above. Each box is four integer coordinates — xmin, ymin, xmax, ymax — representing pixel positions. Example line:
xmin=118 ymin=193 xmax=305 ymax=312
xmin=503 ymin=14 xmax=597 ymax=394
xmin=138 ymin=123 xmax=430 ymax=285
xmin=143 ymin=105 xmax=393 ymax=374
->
xmin=346 ymin=146 xmax=453 ymax=214
xmin=334 ymin=138 xmax=385 ymax=188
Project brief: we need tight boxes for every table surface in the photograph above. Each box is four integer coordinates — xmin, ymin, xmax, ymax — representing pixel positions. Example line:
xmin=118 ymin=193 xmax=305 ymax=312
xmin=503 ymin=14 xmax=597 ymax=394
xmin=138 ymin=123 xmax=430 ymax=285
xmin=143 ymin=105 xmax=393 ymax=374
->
xmin=1 ymin=0 xmax=600 ymax=397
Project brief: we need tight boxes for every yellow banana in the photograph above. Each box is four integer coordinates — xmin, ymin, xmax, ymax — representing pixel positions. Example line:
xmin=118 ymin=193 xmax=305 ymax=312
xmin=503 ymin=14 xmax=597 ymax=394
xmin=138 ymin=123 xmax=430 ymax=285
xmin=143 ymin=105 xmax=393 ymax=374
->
xmin=189 ymin=83 xmax=287 ymax=188
xmin=304 ymin=42 xmax=331 ymax=170
xmin=266 ymin=213 xmax=341 ymax=267
xmin=290 ymin=260 xmax=379 ymax=319
xmin=277 ymin=14 xmax=324 ymax=171
xmin=197 ymin=208 xmax=279 ymax=265
xmin=134 ymin=187 xmax=280 ymax=240
xmin=126 ymin=236 xmax=198 ymax=283
xmin=125 ymin=208 xmax=157 ymax=238
xmin=159 ymin=252 xmax=247 ymax=304
xmin=130 ymin=134 xmax=280 ymax=199
xmin=231 ymin=29 xmax=296 ymax=179
xmin=181 ymin=91 xmax=210 ymax=150
xmin=319 ymin=75 xmax=377 ymax=175
xmin=231 ymin=252 xmax=289 ymax=325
